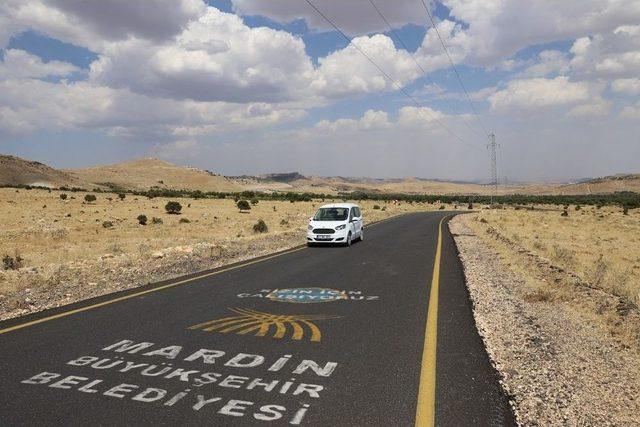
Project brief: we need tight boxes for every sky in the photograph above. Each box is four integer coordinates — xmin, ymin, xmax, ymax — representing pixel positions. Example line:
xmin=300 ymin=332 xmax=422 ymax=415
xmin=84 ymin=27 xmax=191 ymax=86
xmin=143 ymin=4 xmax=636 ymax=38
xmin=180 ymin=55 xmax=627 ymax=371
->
xmin=0 ymin=0 xmax=639 ymax=182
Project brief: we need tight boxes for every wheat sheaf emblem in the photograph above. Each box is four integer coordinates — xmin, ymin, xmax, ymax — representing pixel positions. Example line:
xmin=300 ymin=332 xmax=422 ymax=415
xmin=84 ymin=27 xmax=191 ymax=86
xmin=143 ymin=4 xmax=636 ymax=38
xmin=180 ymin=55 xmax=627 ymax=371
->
xmin=189 ymin=308 xmax=340 ymax=342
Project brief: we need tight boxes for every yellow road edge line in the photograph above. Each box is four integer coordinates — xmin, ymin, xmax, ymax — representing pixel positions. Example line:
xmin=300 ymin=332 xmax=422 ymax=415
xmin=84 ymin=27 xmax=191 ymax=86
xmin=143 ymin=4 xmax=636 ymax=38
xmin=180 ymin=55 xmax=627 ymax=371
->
xmin=415 ymin=216 xmax=446 ymax=427
xmin=0 ymin=246 xmax=304 ymax=335
xmin=0 ymin=212 xmax=410 ymax=335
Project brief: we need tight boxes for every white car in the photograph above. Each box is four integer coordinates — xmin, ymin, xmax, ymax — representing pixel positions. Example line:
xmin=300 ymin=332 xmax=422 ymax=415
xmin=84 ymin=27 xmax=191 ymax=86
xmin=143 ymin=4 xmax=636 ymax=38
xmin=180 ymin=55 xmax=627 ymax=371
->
xmin=307 ymin=203 xmax=364 ymax=246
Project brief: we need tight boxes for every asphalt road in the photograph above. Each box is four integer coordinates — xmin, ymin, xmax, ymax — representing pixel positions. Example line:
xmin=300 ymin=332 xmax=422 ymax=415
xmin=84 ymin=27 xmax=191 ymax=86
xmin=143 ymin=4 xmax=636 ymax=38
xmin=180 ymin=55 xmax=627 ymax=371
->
xmin=0 ymin=212 xmax=514 ymax=426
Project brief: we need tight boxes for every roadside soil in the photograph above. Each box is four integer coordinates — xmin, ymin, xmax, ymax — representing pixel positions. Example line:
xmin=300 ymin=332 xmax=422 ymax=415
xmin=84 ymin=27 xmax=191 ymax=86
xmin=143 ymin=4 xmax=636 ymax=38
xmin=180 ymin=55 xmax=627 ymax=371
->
xmin=450 ymin=213 xmax=640 ymax=426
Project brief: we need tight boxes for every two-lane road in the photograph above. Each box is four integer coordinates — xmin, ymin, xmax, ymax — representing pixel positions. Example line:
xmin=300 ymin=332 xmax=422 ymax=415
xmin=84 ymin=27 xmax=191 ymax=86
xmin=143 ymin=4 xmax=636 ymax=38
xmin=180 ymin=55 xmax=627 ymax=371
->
xmin=0 ymin=212 xmax=514 ymax=426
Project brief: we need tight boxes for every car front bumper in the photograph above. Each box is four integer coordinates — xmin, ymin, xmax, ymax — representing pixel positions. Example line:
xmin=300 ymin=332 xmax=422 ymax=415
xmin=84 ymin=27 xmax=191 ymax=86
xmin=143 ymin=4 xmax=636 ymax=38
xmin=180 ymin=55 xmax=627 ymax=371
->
xmin=306 ymin=229 xmax=349 ymax=243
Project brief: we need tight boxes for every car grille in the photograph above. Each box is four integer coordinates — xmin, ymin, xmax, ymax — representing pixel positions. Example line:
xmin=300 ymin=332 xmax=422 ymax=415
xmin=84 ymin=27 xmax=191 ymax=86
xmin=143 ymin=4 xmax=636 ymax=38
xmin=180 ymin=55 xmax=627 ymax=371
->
xmin=313 ymin=228 xmax=335 ymax=234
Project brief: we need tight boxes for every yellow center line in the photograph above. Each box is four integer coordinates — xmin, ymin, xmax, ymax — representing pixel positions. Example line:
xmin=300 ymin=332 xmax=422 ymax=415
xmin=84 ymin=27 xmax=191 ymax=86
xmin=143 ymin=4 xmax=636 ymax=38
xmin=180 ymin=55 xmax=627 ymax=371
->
xmin=415 ymin=216 xmax=446 ymax=427
xmin=0 ymin=212 xmax=409 ymax=335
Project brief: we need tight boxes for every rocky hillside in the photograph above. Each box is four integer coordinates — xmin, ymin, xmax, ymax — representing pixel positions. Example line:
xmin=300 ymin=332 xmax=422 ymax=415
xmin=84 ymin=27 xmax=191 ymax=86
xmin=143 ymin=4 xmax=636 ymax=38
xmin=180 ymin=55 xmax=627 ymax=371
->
xmin=0 ymin=155 xmax=80 ymax=188
xmin=66 ymin=158 xmax=241 ymax=192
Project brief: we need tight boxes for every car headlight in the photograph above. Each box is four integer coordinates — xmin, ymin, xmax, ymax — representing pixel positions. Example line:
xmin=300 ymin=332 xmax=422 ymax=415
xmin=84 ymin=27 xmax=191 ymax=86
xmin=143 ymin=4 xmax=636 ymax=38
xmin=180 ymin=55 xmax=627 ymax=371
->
xmin=308 ymin=224 xmax=313 ymax=230
xmin=335 ymin=224 xmax=346 ymax=230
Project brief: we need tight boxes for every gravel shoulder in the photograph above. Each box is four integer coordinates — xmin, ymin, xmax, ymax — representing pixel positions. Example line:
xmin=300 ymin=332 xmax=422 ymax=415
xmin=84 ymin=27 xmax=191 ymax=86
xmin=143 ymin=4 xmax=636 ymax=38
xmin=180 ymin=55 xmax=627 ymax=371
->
xmin=449 ymin=214 xmax=640 ymax=426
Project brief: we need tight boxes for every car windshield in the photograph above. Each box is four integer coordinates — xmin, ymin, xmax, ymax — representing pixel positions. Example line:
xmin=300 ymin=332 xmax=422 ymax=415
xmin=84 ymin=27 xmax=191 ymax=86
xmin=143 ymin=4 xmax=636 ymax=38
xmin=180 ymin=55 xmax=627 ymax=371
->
xmin=313 ymin=207 xmax=349 ymax=221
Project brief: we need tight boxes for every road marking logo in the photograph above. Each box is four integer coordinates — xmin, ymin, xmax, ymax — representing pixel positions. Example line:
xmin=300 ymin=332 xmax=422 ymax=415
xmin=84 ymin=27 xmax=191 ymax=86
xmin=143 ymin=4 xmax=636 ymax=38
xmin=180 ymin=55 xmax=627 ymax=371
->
xmin=189 ymin=308 xmax=340 ymax=342
xmin=266 ymin=288 xmax=347 ymax=303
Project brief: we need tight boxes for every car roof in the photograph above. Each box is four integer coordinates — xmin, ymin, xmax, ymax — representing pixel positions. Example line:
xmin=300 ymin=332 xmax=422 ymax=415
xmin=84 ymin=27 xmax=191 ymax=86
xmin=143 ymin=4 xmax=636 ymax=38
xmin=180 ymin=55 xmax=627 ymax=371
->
xmin=317 ymin=203 xmax=359 ymax=209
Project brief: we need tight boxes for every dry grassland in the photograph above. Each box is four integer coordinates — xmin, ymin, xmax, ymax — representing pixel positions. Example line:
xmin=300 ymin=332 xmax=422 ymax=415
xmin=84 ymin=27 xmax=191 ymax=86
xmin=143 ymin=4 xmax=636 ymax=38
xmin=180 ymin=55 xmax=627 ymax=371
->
xmin=461 ymin=205 xmax=640 ymax=346
xmin=0 ymin=188 xmax=432 ymax=319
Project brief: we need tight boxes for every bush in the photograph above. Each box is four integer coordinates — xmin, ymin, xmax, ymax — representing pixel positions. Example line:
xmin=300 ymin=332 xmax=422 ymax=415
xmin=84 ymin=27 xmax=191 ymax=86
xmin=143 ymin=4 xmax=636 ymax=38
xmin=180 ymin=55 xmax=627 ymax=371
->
xmin=467 ymin=202 xmax=473 ymax=209
xmin=439 ymin=205 xmax=446 ymax=210
xmin=253 ymin=219 xmax=268 ymax=233
xmin=60 ymin=193 xmax=68 ymax=200
xmin=152 ymin=217 xmax=163 ymax=224
xmin=102 ymin=220 xmax=114 ymax=228
xmin=251 ymin=198 xmax=259 ymax=205
xmin=137 ymin=214 xmax=148 ymax=225
xmin=84 ymin=194 xmax=97 ymax=203
xmin=237 ymin=200 xmax=251 ymax=211
xmin=561 ymin=210 xmax=569 ymax=217
xmin=2 ymin=254 xmax=23 ymax=270
xmin=381 ymin=206 xmax=386 ymax=211
xmin=118 ymin=193 xmax=126 ymax=200
xmin=575 ymin=205 xmax=581 ymax=211
xmin=165 ymin=201 xmax=182 ymax=214
xmin=373 ymin=205 xmax=381 ymax=210
xmin=623 ymin=206 xmax=629 ymax=215
xmin=179 ymin=218 xmax=191 ymax=223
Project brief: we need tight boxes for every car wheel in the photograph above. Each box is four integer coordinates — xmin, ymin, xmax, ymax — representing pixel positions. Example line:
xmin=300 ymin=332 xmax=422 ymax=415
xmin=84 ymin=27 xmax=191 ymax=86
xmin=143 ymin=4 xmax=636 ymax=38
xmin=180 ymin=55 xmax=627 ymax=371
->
xmin=345 ymin=232 xmax=352 ymax=247
xmin=359 ymin=230 xmax=364 ymax=242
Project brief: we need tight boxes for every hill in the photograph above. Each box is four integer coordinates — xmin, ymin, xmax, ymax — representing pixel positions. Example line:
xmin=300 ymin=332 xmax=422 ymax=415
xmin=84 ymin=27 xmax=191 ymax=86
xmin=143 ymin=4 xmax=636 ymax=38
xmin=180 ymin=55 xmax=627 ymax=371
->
xmin=0 ymin=155 xmax=81 ymax=188
xmin=66 ymin=158 xmax=241 ymax=192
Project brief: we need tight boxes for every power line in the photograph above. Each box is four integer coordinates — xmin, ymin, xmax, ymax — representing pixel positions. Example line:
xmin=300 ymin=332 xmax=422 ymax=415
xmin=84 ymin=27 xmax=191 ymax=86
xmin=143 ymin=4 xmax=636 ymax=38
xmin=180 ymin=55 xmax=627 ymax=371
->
xmin=366 ymin=0 xmax=485 ymax=139
xmin=418 ymin=0 xmax=489 ymax=136
xmin=304 ymin=0 xmax=482 ymax=152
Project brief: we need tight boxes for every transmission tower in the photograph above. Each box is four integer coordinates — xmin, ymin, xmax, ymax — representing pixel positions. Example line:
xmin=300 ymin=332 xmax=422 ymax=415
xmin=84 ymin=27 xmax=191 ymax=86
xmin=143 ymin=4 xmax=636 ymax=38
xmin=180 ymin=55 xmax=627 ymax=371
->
xmin=487 ymin=133 xmax=498 ymax=204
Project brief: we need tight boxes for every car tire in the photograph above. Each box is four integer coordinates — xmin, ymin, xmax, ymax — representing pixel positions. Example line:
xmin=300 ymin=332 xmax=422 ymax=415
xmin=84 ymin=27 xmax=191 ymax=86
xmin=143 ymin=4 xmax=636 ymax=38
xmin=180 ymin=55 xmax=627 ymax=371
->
xmin=345 ymin=232 xmax=352 ymax=247
xmin=358 ymin=230 xmax=364 ymax=242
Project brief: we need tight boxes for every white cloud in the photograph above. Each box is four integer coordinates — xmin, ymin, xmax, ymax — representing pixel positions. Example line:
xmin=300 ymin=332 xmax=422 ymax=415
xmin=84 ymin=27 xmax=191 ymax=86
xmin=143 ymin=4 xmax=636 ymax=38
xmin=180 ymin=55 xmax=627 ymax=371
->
xmin=0 ymin=0 xmax=205 ymax=50
xmin=0 ymin=49 xmax=79 ymax=79
xmin=231 ymin=0 xmax=427 ymax=35
xmin=518 ymin=50 xmax=570 ymax=78
xmin=311 ymin=34 xmax=420 ymax=98
xmin=611 ymin=78 xmax=640 ymax=95
xmin=488 ymin=77 xmax=594 ymax=112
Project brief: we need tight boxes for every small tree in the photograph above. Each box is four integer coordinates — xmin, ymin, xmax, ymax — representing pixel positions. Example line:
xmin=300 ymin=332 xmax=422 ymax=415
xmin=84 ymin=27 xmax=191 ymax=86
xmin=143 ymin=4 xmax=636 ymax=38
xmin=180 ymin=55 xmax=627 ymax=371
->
xmin=137 ymin=214 xmax=148 ymax=225
xmin=468 ymin=202 xmax=473 ymax=210
xmin=165 ymin=201 xmax=182 ymax=214
xmin=152 ymin=217 xmax=163 ymax=224
xmin=118 ymin=193 xmax=126 ymax=201
xmin=253 ymin=219 xmax=268 ymax=233
xmin=84 ymin=194 xmax=96 ymax=203
xmin=575 ymin=205 xmax=581 ymax=211
xmin=623 ymin=206 xmax=629 ymax=215
xmin=237 ymin=200 xmax=251 ymax=212
xmin=60 ymin=193 xmax=68 ymax=200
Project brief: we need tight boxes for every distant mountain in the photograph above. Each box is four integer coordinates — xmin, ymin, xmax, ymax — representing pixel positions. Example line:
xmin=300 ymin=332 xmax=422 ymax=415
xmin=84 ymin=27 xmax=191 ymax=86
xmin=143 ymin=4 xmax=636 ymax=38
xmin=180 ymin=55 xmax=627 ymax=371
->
xmin=0 ymin=155 xmax=80 ymax=188
xmin=66 ymin=158 xmax=241 ymax=192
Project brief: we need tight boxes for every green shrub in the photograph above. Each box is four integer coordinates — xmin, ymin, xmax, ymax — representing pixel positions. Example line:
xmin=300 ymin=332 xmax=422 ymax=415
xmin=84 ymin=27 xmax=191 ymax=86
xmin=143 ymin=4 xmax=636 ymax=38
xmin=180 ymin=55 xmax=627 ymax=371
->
xmin=179 ymin=218 xmax=191 ymax=223
xmin=373 ymin=205 xmax=381 ymax=210
xmin=561 ymin=210 xmax=569 ymax=217
xmin=575 ymin=205 xmax=581 ymax=211
xmin=137 ymin=214 xmax=147 ymax=225
xmin=60 ymin=193 xmax=67 ymax=200
xmin=237 ymin=200 xmax=251 ymax=211
xmin=102 ymin=220 xmax=114 ymax=228
xmin=84 ymin=194 xmax=96 ymax=203
xmin=468 ymin=202 xmax=473 ymax=209
xmin=439 ymin=205 xmax=446 ymax=210
xmin=251 ymin=198 xmax=259 ymax=205
xmin=118 ymin=193 xmax=126 ymax=200
xmin=623 ymin=206 xmax=629 ymax=215
xmin=152 ymin=217 xmax=163 ymax=224
xmin=253 ymin=219 xmax=268 ymax=233
xmin=165 ymin=201 xmax=182 ymax=214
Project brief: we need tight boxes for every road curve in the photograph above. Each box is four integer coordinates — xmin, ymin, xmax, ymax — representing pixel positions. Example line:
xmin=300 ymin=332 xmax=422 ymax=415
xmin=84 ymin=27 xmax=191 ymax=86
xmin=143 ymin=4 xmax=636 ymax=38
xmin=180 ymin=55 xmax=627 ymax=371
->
xmin=0 ymin=212 xmax=514 ymax=426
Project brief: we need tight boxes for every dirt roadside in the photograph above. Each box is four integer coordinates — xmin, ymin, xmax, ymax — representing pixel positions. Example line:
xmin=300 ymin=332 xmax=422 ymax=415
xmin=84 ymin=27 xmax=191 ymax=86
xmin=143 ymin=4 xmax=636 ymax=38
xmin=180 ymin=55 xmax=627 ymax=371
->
xmin=449 ymin=214 xmax=640 ymax=425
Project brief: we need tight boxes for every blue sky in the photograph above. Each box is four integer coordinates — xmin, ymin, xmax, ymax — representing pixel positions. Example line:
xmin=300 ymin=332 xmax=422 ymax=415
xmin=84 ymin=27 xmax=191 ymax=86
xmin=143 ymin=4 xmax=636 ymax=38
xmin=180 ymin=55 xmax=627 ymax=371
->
xmin=0 ymin=0 xmax=639 ymax=181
